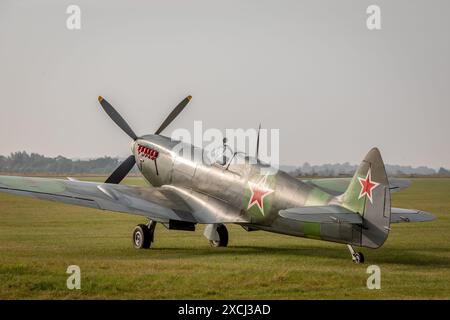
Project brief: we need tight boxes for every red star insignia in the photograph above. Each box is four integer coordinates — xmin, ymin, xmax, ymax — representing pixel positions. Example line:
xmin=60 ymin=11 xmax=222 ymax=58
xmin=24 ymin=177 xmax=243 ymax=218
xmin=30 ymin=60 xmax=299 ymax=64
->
xmin=358 ymin=168 xmax=380 ymax=204
xmin=247 ymin=175 xmax=274 ymax=215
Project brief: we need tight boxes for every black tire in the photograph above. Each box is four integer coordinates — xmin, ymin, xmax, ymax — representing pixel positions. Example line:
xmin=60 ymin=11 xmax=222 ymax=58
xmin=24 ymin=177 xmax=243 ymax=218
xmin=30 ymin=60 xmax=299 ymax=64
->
xmin=132 ymin=224 xmax=151 ymax=249
xmin=352 ymin=252 xmax=365 ymax=263
xmin=357 ymin=252 xmax=365 ymax=263
xmin=209 ymin=224 xmax=228 ymax=247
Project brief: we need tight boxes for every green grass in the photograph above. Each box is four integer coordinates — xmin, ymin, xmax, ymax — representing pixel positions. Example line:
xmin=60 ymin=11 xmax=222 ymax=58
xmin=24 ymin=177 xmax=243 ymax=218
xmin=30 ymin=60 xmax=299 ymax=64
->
xmin=0 ymin=177 xmax=449 ymax=299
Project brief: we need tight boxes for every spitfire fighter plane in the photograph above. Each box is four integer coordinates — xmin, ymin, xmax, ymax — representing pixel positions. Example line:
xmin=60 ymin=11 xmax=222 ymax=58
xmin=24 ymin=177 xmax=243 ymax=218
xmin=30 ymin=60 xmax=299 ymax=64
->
xmin=0 ymin=96 xmax=435 ymax=263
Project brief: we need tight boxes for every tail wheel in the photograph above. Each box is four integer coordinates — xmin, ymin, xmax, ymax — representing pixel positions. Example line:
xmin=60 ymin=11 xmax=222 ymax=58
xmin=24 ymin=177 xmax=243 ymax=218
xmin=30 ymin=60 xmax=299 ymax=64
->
xmin=347 ymin=244 xmax=365 ymax=264
xmin=209 ymin=224 xmax=228 ymax=247
xmin=352 ymin=252 xmax=365 ymax=264
xmin=133 ymin=224 xmax=151 ymax=249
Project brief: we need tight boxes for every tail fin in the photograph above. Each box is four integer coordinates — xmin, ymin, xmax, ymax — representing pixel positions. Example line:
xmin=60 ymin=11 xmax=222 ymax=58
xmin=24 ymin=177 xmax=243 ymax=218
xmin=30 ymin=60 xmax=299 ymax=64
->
xmin=341 ymin=148 xmax=391 ymax=248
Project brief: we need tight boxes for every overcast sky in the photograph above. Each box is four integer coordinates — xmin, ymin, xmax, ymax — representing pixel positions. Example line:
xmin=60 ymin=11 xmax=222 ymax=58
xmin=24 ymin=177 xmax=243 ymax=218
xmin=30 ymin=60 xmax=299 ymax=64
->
xmin=0 ymin=0 xmax=449 ymax=168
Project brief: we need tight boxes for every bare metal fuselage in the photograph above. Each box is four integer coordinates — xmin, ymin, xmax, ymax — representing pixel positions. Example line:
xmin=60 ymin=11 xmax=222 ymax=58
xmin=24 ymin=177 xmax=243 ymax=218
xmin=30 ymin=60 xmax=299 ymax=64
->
xmin=133 ymin=135 xmax=361 ymax=245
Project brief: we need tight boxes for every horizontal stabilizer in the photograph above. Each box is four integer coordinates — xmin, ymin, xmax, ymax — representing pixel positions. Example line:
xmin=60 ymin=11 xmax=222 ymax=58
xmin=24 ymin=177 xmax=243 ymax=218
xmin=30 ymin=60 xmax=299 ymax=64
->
xmin=279 ymin=205 xmax=363 ymax=224
xmin=388 ymin=179 xmax=412 ymax=192
xmin=279 ymin=206 xmax=435 ymax=224
xmin=391 ymin=207 xmax=435 ymax=223
xmin=302 ymin=177 xmax=411 ymax=196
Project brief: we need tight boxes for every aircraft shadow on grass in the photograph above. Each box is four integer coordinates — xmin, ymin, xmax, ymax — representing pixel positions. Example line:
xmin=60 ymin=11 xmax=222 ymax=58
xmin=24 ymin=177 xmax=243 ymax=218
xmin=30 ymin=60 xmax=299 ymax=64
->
xmin=132 ymin=245 xmax=450 ymax=268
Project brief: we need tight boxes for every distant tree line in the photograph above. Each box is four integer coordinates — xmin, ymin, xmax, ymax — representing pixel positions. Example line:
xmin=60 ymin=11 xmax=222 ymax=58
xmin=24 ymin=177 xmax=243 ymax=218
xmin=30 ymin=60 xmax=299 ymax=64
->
xmin=0 ymin=151 xmax=138 ymax=175
xmin=286 ymin=162 xmax=450 ymax=177
xmin=0 ymin=151 xmax=449 ymax=177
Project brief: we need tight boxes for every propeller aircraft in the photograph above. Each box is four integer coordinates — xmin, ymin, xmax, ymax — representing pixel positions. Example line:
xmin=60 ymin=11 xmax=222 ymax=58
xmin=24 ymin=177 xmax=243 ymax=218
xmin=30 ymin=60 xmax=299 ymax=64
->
xmin=0 ymin=95 xmax=435 ymax=263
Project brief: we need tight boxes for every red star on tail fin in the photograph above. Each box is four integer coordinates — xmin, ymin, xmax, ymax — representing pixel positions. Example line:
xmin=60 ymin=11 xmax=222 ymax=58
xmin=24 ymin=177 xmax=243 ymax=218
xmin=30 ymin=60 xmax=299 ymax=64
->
xmin=358 ymin=168 xmax=380 ymax=204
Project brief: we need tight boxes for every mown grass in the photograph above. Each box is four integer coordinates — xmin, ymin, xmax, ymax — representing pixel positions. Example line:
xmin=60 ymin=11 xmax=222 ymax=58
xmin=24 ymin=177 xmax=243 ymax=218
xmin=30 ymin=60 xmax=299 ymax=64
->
xmin=0 ymin=177 xmax=449 ymax=299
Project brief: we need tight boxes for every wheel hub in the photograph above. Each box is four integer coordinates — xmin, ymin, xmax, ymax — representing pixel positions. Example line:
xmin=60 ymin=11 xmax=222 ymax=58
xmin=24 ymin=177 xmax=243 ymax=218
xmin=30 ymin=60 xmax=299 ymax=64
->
xmin=134 ymin=231 xmax=142 ymax=246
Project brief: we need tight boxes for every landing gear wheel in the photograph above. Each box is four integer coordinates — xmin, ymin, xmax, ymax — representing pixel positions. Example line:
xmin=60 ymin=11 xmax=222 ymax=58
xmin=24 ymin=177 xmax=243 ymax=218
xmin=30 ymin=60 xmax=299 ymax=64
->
xmin=352 ymin=252 xmax=365 ymax=264
xmin=209 ymin=224 xmax=228 ymax=247
xmin=132 ymin=224 xmax=151 ymax=249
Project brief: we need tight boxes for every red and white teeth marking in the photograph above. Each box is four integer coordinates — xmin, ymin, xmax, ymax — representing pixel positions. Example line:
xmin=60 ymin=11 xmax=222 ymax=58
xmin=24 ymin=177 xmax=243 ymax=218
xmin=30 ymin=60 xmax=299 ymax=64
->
xmin=137 ymin=144 xmax=159 ymax=161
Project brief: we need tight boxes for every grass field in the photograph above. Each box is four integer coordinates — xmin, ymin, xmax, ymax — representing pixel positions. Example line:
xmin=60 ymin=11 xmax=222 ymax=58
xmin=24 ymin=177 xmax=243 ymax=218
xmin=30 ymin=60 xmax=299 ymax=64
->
xmin=0 ymin=177 xmax=449 ymax=299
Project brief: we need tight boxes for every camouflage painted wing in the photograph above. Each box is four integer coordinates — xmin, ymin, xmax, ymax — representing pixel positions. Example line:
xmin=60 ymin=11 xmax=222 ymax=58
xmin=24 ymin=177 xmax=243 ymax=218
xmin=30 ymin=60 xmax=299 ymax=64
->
xmin=0 ymin=176 xmax=244 ymax=224
xmin=302 ymin=177 xmax=411 ymax=196
xmin=160 ymin=185 xmax=248 ymax=224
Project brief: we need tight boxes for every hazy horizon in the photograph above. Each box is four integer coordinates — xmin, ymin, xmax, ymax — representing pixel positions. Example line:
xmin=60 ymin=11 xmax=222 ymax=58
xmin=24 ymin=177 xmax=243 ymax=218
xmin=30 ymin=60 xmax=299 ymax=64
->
xmin=1 ymin=1 xmax=449 ymax=168
xmin=1 ymin=149 xmax=447 ymax=171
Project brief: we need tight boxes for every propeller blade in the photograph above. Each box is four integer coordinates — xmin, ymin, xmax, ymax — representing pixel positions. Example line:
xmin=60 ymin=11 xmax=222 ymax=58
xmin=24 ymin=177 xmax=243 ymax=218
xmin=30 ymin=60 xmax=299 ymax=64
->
xmin=98 ymin=96 xmax=138 ymax=140
xmin=105 ymin=155 xmax=136 ymax=184
xmin=155 ymin=95 xmax=192 ymax=135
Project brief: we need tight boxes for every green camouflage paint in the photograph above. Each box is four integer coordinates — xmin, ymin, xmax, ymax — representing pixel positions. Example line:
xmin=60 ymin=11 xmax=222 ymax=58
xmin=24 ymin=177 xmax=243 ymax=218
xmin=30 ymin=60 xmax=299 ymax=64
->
xmin=303 ymin=222 xmax=321 ymax=239
xmin=305 ymin=178 xmax=349 ymax=194
xmin=304 ymin=187 xmax=333 ymax=206
xmin=0 ymin=176 xmax=66 ymax=194
xmin=342 ymin=164 xmax=369 ymax=215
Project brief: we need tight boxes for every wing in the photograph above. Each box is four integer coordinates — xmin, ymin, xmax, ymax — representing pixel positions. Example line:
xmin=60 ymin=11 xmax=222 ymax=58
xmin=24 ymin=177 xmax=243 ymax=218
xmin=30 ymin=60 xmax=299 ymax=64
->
xmin=0 ymin=175 xmax=246 ymax=224
xmin=390 ymin=207 xmax=435 ymax=223
xmin=160 ymin=185 xmax=248 ymax=224
xmin=302 ymin=177 xmax=411 ymax=196
xmin=279 ymin=205 xmax=363 ymax=224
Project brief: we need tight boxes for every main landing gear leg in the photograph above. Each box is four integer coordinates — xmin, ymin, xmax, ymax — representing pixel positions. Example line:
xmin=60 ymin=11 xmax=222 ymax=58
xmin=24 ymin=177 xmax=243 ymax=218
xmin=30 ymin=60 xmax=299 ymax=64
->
xmin=132 ymin=220 xmax=156 ymax=249
xmin=347 ymin=244 xmax=365 ymax=263
xmin=204 ymin=224 xmax=229 ymax=247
